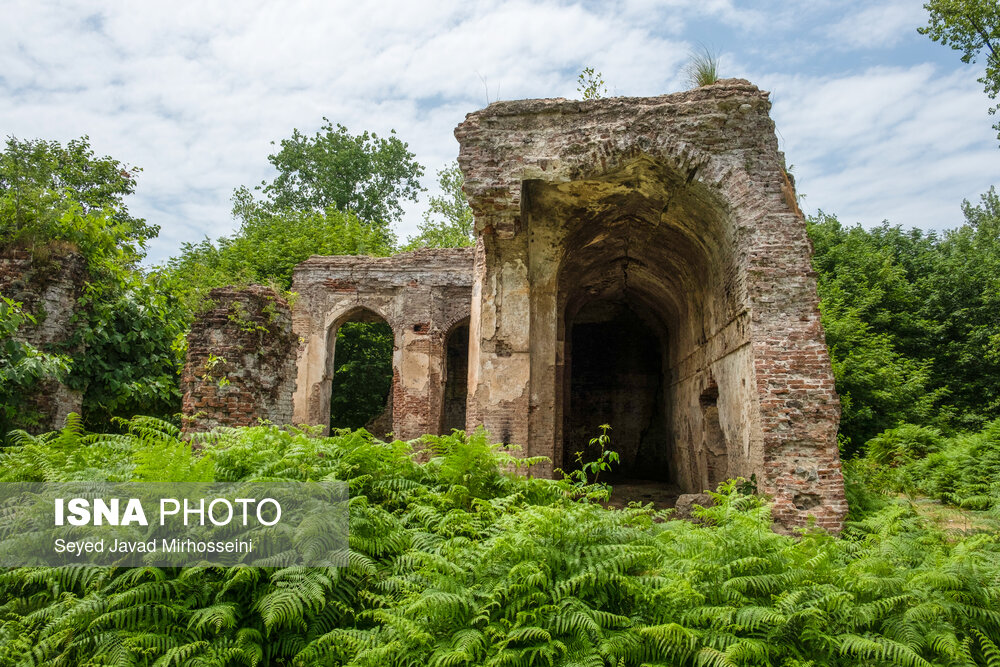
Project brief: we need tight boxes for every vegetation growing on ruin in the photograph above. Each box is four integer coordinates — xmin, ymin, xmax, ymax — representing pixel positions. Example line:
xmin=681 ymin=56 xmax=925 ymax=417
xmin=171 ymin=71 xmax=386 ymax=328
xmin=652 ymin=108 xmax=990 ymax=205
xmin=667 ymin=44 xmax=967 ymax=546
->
xmin=577 ymin=66 xmax=608 ymax=99
xmin=1 ymin=419 xmax=999 ymax=666
xmin=0 ymin=136 xmax=189 ymax=432
xmin=0 ymin=298 xmax=69 ymax=437
xmin=685 ymin=48 xmax=722 ymax=87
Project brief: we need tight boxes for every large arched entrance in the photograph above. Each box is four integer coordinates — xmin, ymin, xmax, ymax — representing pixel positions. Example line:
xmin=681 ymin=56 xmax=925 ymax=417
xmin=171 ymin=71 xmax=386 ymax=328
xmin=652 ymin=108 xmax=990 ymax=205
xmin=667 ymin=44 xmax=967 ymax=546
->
xmin=522 ymin=155 xmax=742 ymax=496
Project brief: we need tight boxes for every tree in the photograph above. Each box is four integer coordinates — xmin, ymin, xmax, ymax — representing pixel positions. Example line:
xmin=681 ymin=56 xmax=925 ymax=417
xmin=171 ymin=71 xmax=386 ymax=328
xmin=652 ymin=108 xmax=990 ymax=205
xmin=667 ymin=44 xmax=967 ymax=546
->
xmin=0 ymin=136 xmax=188 ymax=429
xmin=0 ymin=136 xmax=157 ymax=269
xmin=165 ymin=204 xmax=394 ymax=301
xmin=808 ymin=213 xmax=946 ymax=453
xmin=920 ymin=0 xmax=1000 ymax=142
xmin=808 ymin=201 xmax=1000 ymax=451
xmin=68 ymin=273 xmax=189 ymax=430
xmin=577 ymin=67 xmax=607 ymax=100
xmin=248 ymin=119 xmax=424 ymax=232
xmin=404 ymin=162 xmax=474 ymax=250
xmin=923 ymin=187 xmax=1000 ymax=426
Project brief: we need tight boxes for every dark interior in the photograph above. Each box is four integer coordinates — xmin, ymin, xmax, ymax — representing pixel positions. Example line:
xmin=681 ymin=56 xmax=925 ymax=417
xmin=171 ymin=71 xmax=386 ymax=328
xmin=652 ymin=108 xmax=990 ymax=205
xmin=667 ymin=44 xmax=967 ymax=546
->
xmin=562 ymin=300 xmax=671 ymax=481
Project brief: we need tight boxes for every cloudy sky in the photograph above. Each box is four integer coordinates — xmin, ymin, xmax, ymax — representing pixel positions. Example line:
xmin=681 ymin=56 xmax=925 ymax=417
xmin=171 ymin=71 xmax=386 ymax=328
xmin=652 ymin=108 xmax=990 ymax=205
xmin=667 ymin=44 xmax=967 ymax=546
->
xmin=3 ymin=0 xmax=998 ymax=264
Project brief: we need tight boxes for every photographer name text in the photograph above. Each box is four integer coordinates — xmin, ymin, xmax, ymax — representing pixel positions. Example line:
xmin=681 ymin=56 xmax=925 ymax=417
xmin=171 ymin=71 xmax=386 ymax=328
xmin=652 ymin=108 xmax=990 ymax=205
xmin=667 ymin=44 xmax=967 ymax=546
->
xmin=54 ymin=538 xmax=253 ymax=556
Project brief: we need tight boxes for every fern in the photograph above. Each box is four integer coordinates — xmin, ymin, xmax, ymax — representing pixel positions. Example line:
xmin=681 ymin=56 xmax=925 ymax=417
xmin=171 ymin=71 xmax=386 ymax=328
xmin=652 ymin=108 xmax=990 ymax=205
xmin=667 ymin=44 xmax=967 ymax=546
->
xmin=2 ymin=420 xmax=1000 ymax=666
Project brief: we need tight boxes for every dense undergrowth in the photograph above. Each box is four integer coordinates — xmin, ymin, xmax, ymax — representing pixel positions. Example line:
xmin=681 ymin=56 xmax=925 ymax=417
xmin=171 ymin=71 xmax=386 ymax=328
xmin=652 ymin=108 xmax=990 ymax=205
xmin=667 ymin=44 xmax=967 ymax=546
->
xmin=1 ymin=419 xmax=999 ymax=666
xmin=850 ymin=420 xmax=1000 ymax=513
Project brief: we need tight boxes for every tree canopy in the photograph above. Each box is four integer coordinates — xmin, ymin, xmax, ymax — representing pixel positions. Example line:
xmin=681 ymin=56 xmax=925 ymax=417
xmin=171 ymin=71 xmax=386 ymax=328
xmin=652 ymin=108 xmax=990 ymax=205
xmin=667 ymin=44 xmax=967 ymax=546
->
xmin=808 ymin=190 xmax=1000 ymax=453
xmin=403 ymin=162 xmax=474 ymax=250
xmin=0 ymin=136 xmax=186 ymax=433
xmin=0 ymin=136 xmax=157 ymax=272
xmin=247 ymin=118 xmax=424 ymax=231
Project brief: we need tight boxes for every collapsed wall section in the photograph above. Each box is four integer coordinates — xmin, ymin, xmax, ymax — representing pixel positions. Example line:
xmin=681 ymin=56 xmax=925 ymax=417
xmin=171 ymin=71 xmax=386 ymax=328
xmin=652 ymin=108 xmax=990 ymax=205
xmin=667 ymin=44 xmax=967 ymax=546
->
xmin=181 ymin=286 xmax=297 ymax=433
xmin=0 ymin=248 xmax=86 ymax=431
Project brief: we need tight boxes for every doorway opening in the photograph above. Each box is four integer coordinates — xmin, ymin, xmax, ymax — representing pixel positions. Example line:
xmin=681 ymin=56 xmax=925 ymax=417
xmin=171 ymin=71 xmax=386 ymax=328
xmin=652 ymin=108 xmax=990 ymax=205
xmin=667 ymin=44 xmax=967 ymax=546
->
xmin=700 ymin=383 xmax=729 ymax=489
xmin=329 ymin=314 xmax=394 ymax=433
xmin=441 ymin=319 xmax=469 ymax=433
xmin=561 ymin=300 xmax=670 ymax=482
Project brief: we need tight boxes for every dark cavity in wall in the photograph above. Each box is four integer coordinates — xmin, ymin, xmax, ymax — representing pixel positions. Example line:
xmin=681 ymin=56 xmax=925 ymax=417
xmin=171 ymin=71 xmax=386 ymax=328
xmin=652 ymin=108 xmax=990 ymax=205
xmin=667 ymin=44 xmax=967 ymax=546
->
xmin=329 ymin=319 xmax=394 ymax=432
xmin=442 ymin=321 xmax=469 ymax=434
xmin=700 ymin=383 xmax=729 ymax=488
xmin=562 ymin=300 xmax=670 ymax=481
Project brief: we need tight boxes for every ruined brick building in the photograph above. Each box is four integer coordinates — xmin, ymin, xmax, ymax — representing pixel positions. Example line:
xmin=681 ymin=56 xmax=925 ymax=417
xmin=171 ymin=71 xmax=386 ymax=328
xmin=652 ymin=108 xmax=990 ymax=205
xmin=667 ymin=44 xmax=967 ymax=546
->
xmin=184 ymin=80 xmax=847 ymax=530
xmin=0 ymin=249 xmax=86 ymax=430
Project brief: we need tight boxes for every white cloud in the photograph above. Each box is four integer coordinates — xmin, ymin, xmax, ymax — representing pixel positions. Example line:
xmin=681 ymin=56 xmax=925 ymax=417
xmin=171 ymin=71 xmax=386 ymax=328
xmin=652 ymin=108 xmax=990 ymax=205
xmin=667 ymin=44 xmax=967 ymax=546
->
xmin=765 ymin=65 xmax=1000 ymax=229
xmin=1 ymin=0 xmax=997 ymax=265
xmin=826 ymin=1 xmax=927 ymax=50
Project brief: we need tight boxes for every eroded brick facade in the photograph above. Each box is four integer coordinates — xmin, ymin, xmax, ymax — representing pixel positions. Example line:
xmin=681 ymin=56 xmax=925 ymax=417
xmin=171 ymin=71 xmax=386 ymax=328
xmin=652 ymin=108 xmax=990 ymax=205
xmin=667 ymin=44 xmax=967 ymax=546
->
xmin=180 ymin=286 xmax=297 ymax=433
xmin=0 ymin=248 xmax=86 ymax=431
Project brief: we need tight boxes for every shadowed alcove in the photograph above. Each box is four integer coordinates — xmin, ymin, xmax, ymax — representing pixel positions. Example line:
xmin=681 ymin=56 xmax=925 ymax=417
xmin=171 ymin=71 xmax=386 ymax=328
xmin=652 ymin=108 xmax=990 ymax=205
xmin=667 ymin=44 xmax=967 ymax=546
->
xmin=562 ymin=299 xmax=670 ymax=480
xmin=525 ymin=155 xmax=743 ymax=494
xmin=441 ymin=317 xmax=470 ymax=434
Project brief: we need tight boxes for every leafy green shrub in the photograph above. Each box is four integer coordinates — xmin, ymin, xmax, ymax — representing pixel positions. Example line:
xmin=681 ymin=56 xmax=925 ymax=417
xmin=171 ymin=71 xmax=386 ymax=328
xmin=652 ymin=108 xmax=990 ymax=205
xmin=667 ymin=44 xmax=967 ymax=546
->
xmin=1 ymin=419 xmax=999 ymax=666
xmin=908 ymin=421 xmax=1000 ymax=510
xmin=0 ymin=136 xmax=156 ymax=272
xmin=0 ymin=298 xmax=70 ymax=440
xmin=859 ymin=419 xmax=1000 ymax=511
xmin=866 ymin=423 xmax=946 ymax=466
xmin=841 ymin=458 xmax=892 ymax=520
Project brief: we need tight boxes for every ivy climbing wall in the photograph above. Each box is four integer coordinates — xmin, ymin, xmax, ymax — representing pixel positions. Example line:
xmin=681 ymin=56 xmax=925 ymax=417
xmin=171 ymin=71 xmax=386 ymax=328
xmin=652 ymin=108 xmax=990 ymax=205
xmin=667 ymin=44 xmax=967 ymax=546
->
xmin=0 ymin=248 xmax=86 ymax=431
xmin=180 ymin=285 xmax=297 ymax=434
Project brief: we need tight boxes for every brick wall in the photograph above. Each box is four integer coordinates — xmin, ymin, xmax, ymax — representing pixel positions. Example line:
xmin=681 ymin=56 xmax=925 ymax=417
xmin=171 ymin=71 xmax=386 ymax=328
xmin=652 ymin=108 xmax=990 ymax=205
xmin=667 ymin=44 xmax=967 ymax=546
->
xmin=0 ymin=248 xmax=86 ymax=431
xmin=291 ymin=249 xmax=474 ymax=439
xmin=181 ymin=285 xmax=297 ymax=433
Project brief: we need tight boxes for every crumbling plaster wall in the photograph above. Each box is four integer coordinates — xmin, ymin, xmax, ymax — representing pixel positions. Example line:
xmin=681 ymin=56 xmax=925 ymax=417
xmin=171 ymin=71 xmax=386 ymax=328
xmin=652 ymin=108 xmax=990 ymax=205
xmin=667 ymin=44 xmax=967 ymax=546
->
xmin=0 ymin=248 xmax=86 ymax=430
xmin=455 ymin=79 xmax=846 ymax=530
xmin=291 ymin=248 xmax=474 ymax=439
xmin=181 ymin=286 xmax=297 ymax=433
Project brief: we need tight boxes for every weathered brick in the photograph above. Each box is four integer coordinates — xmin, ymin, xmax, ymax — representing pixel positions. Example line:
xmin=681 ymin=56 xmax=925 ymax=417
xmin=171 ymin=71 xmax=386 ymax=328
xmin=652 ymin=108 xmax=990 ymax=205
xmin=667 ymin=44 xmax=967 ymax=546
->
xmin=180 ymin=286 xmax=296 ymax=434
xmin=0 ymin=248 xmax=86 ymax=430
